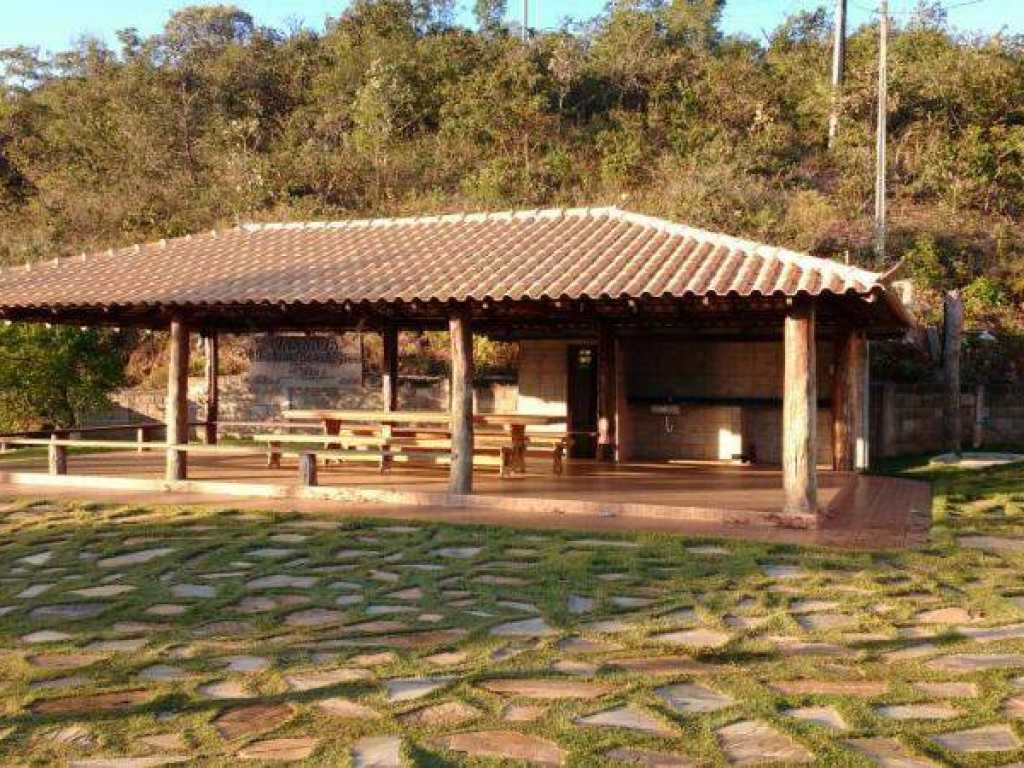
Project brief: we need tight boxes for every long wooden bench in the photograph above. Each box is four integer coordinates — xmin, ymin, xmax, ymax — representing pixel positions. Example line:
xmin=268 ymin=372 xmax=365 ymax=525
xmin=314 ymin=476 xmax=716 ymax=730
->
xmin=250 ymin=429 xmax=565 ymax=477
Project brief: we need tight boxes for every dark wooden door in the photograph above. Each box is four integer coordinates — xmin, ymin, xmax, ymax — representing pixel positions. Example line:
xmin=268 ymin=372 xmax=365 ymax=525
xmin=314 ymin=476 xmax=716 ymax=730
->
xmin=567 ymin=344 xmax=598 ymax=458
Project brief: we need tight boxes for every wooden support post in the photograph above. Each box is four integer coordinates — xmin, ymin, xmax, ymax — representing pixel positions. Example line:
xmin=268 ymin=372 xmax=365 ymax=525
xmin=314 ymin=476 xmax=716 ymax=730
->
xmin=382 ymin=325 xmax=399 ymax=412
xmin=448 ymin=309 xmax=474 ymax=494
xmin=298 ymin=452 xmax=318 ymax=487
xmin=165 ymin=317 xmax=190 ymax=481
xmin=943 ymin=290 xmax=963 ymax=455
xmin=832 ymin=329 xmax=852 ymax=472
xmin=136 ymin=426 xmax=146 ymax=454
xmin=597 ymin=321 xmax=616 ymax=462
xmin=48 ymin=436 xmax=67 ymax=476
xmin=832 ymin=329 xmax=867 ymax=471
xmin=783 ymin=303 xmax=818 ymax=516
xmin=203 ymin=333 xmax=219 ymax=445
xmin=973 ymin=384 xmax=985 ymax=449
xmin=854 ymin=337 xmax=870 ymax=470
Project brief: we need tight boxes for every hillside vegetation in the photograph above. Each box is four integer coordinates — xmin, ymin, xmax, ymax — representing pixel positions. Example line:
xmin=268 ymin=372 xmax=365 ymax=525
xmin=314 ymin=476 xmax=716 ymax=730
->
xmin=0 ymin=0 xmax=1021 ymax=426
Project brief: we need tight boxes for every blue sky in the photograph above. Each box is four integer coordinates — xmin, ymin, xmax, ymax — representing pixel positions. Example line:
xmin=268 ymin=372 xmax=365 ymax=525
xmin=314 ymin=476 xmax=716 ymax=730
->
xmin=0 ymin=0 xmax=1020 ymax=54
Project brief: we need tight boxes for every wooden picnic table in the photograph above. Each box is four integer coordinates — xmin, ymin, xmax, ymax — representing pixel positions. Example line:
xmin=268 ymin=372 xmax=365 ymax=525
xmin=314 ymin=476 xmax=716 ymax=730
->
xmin=281 ymin=409 xmax=566 ymax=473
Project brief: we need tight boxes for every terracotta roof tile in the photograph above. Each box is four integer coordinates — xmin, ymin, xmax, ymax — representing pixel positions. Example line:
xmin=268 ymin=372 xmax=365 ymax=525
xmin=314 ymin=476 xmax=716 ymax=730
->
xmin=0 ymin=206 xmax=901 ymax=313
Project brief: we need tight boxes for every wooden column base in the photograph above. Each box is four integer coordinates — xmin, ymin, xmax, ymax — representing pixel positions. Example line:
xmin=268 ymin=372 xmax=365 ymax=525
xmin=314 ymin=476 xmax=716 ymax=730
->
xmin=298 ymin=452 xmax=318 ymax=487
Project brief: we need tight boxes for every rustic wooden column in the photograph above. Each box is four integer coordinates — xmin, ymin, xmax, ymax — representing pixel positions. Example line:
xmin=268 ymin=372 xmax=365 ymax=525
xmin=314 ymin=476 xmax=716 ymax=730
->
xmin=832 ymin=329 xmax=866 ymax=472
xmin=597 ymin=321 xmax=616 ymax=461
xmin=165 ymin=318 xmax=190 ymax=481
xmin=943 ymin=290 xmax=963 ymax=455
xmin=382 ymin=325 xmax=399 ymax=412
xmin=448 ymin=309 xmax=474 ymax=494
xmin=783 ymin=303 xmax=818 ymax=515
xmin=203 ymin=333 xmax=219 ymax=445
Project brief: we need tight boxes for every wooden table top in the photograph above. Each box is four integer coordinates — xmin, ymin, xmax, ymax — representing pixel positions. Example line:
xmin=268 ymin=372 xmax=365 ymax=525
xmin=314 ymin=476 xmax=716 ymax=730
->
xmin=283 ymin=410 xmax=565 ymax=427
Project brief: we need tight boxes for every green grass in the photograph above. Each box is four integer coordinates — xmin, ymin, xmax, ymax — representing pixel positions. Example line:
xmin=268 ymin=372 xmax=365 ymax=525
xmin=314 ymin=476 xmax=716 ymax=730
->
xmin=1 ymin=457 xmax=1024 ymax=765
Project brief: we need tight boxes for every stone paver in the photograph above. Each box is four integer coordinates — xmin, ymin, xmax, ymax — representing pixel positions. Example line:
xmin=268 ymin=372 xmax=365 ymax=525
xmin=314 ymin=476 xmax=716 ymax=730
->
xmin=237 ymin=738 xmax=318 ymax=761
xmin=285 ymin=666 xmax=373 ymax=691
xmin=651 ymin=628 xmax=731 ymax=649
xmin=932 ymin=724 xmax=1022 ymax=753
xmin=384 ymin=676 xmax=452 ymax=703
xmin=317 ymin=698 xmax=382 ymax=719
xmin=845 ymin=737 xmax=939 ymax=767
xmin=604 ymin=747 xmax=695 ymax=767
xmin=98 ymin=548 xmax=175 ymax=568
xmin=785 ymin=706 xmax=848 ymax=730
xmin=213 ymin=703 xmax=294 ymax=740
xmin=655 ymin=683 xmax=734 ymax=714
xmin=575 ymin=705 xmax=676 ymax=737
xmin=490 ymin=617 xmax=557 ymax=637
xmin=439 ymin=730 xmax=566 ymax=767
xmin=769 ymin=680 xmax=886 ymax=697
xmin=352 ymin=735 xmax=402 ymax=768
xmin=399 ymin=700 xmax=482 ymax=727
xmin=716 ymin=720 xmax=813 ymax=766
xmin=877 ymin=703 xmax=962 ymax=720
xmin=480 ymin=678 xmax=616 ymax=699
xmin=926 ymin=653 xmax=1024 ymax=673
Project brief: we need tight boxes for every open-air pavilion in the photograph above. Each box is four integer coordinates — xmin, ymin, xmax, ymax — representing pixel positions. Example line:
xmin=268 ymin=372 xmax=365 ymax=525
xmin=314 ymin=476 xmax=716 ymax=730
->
xmin=0 ymin=207 xmax=927 ymax=543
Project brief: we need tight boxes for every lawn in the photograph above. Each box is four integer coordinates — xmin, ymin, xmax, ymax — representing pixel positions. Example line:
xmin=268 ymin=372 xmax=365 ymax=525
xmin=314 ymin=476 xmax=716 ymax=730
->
xmin=1 ymin=457 xmax=1023 ymax=766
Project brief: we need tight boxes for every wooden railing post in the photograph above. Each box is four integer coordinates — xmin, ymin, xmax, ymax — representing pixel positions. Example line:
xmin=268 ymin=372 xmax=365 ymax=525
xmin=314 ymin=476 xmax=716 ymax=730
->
xmin=783 ymin=302 xmax=818 ymax=516
xmin=448 ymin=308 xmax=474 ymax=494
xmin=48 ymin=436 xmax=67 ymax=476
xmin=298 ymin=452 xmax=318 ymax=487
xmin=165 ymin=317 xmax=190 ymax=481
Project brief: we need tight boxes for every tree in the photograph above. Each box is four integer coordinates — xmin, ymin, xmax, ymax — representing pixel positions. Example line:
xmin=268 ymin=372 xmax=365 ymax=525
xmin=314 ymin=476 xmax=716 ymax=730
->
xmin=352 ymin=58 xmax=416 ymax=203
xmin=0 ymin=325 xmax=124 ymax=429
xmin=474 ymin=0 xmax=507 ymax=33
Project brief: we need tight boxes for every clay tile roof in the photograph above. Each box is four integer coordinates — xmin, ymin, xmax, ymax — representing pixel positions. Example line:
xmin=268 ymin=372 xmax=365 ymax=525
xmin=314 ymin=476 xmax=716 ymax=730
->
xmin=0 ymin=206 xmax=904 ymax=315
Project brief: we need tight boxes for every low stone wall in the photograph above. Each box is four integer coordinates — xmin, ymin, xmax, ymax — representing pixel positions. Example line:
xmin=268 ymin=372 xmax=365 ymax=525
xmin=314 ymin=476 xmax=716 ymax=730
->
xmin=92 ymin=375 xmax=518 ymax=433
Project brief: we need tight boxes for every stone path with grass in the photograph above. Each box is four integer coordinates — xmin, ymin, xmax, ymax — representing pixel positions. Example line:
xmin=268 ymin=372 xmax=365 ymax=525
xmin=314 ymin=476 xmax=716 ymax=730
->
xmin=1 ymin=465 xmax=1024 ymax=766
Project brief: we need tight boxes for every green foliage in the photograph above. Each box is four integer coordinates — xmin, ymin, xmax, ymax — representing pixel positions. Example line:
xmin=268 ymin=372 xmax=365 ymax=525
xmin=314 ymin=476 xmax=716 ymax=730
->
xmin=0 ymin=325 xmax=124 ymax=429
xmin=0 ymin=2 xmax=1023 ymax=383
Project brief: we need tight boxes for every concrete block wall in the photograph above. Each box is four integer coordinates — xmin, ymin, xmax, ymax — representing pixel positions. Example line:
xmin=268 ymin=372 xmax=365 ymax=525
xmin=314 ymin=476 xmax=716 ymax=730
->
xmin=517 ymin=340 xmax=569 ymax=417
xmin=625 ymin=339 xmax=834 ymax=465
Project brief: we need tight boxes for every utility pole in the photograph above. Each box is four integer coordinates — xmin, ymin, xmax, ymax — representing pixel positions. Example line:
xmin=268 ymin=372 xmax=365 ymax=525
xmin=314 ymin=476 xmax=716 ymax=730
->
xmin=522 ymin=0 xmax=528 ymax=42
xmin=874 ymin=0 xmax=888 ymax=260
xmin=828 ymin=0 xmax=847 ymax=148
